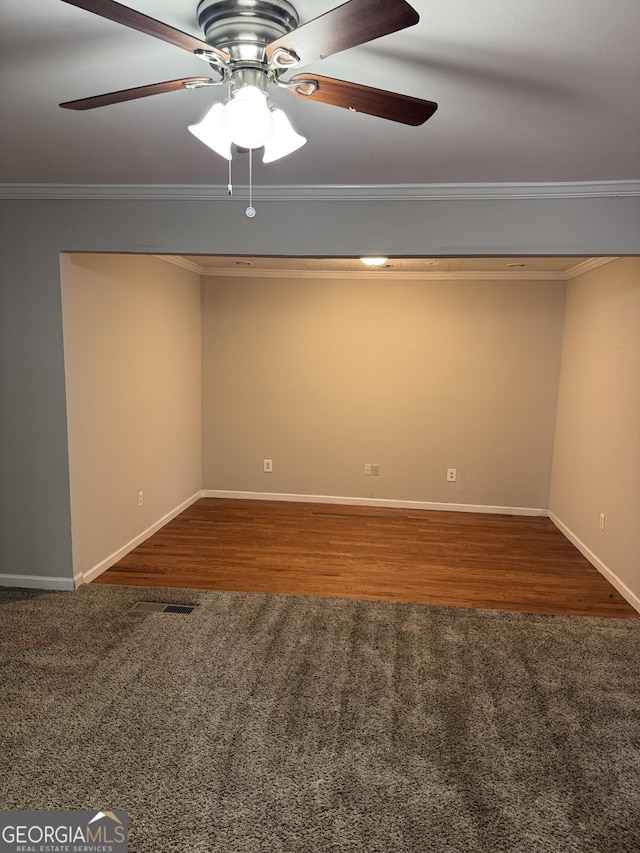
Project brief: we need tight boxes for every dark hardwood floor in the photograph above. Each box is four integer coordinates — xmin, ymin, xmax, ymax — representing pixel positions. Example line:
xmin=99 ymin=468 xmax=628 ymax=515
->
xmin=93 ymin=498 xmax=638 ymax=617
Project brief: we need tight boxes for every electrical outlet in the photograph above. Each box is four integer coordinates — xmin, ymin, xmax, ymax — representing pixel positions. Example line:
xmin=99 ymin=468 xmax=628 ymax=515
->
xmin=364 ymin=463 xmax=372 ymax=476
xmin=599 ymin=512 xmax=605 ymax=531
xmin=138 ymin=491 xmax=144 ymax=507
xmin=447 ymin=468 xmax=457 ymax=482
xmin=263 ymin=459 xmax=273 ymax=473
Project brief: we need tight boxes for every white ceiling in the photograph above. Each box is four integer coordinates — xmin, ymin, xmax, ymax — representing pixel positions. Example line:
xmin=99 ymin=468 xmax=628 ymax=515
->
xmin=1 ymin=0 xmax=639 ymax=190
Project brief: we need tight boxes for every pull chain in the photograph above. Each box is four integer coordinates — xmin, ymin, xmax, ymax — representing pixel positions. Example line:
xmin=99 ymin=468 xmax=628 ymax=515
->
xmin=227 ymin=81 xmax=233 ymax=198
xmin=246 ymin=148 xmax=256 ymax=218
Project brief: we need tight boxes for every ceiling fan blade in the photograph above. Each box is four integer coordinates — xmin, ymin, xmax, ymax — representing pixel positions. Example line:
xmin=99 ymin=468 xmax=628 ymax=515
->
xmin=287 ymin=74 xmax=437 ymax=126
xmin=266 ymin=0 xmax=418 ymax=68
xmin=59 ymin=77 xmax=215 ymax=110
xmin=60 ymin=0 xmax=229 ymax=61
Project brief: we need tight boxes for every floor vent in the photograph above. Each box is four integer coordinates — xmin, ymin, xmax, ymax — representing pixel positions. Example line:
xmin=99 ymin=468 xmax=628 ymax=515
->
xmin=131 ymin=601 xmax=198 ymax=615
xmin=162 ymin=604 xmax=198 ymax=614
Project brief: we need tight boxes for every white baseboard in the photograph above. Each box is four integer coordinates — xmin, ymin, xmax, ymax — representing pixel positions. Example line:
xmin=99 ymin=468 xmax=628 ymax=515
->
xmin=202 ymin=490 xmax=548 ymax=516
xmin=0 ymin=573 xmax=76 ymax=591
xmin=77 ymin=490 xmax=203 ymax=587
xmin=549 ymin=512 xmax=640 ymax=614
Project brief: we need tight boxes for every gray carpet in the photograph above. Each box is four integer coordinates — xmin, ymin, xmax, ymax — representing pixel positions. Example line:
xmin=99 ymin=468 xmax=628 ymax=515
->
xmin=0 ymin=584 xmax=638 ymax=852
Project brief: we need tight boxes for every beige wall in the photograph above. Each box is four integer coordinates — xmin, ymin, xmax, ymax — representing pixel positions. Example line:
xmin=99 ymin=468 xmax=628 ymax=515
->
xmin=550 ymin=257 xmax=640 ymax=606
xmin=202 ymin=275 xmax=566 ymax=509
xmin=61 ymin=253 xmax=202 ymax=582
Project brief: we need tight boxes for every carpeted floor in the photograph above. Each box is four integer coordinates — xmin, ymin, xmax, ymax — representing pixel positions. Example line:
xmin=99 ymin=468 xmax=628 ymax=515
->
xmin=1 ymin=584 xmax=638 ymax=852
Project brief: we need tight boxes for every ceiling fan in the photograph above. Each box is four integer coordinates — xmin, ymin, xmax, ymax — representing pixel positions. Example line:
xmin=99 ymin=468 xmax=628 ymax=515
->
xmin=59 ymin=0 xmax=438 ymax=162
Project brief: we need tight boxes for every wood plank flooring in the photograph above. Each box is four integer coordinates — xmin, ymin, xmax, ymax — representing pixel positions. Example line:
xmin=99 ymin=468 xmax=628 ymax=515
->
xmin=93 ymin=499 xmax=638 ymax=617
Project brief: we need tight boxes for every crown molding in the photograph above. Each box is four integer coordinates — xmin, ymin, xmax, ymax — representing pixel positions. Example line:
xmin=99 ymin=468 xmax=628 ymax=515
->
xmin=151 ymin=254 xmax=204 ymax=274
xmin=1 ymin=180 xmax=638 ymax=201
xmin=151 ymin=255 xmax=619 ymax=281
xmin=198 ymin=267 xmax=572 ymax=281
xmin=563 ymin=256 xmax=618 ymax=278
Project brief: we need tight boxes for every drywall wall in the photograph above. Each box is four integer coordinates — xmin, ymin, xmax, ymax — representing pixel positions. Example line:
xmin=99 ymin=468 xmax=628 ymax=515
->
xmin=0 ymin=194 xmax=638 ymax=585
xmin=550 ymin=257 xmax=640 ymax=608
xmin=202 ymin=274 xmax=566 ymax=509
xmin=61 ymin=253 xmax=202 ymax=584
xmin=0 ymin=235 xmax=73 ymax=586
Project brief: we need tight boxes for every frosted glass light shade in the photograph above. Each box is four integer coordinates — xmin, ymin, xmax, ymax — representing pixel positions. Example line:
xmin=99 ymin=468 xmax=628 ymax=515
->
xmin=188 ymin=90 xmax=305 ymax=163
xmin=188 ymin=102 xmax=232 ymax=160
xmin=263 ymin=109 xmax=307 ymax=163
xmin=222 ymin=86 xmax=274 ymax=150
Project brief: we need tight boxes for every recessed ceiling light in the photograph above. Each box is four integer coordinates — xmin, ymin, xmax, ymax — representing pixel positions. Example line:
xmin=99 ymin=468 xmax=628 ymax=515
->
xmin=360 ymin=257 xmax=388 ymax=267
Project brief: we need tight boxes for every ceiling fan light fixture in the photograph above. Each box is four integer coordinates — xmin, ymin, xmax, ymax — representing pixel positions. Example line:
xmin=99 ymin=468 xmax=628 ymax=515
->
xmin=360 ymin=256 xmax=388 ymax=267
xmin=188 ymin=102 xmax=232 ymax=160
xmin=262 ymin=108 xmax=307 ymax=163
xmin=221 ymin=85 xmax=274 ymax=150
xmin=58 ymin=0 xmax=440 ymax=173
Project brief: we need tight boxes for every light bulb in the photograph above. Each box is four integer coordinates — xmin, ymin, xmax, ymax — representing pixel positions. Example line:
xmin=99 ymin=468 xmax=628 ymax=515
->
xmin=222 ymin=86 xmax=274 ymax=149
xmin=360 ymin=257 xmax=388 ymax=267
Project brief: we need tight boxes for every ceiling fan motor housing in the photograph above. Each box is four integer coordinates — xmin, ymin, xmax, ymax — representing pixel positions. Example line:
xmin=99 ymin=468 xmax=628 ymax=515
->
xmin=197 ymin=0 xmax=299 ymax=64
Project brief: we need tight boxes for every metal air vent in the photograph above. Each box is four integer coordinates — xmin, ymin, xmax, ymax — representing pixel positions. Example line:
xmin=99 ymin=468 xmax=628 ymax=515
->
xmin=130 ymin=601 xmax=198 ymax=614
